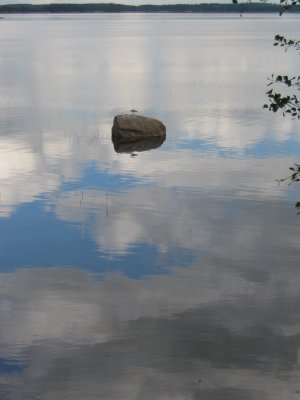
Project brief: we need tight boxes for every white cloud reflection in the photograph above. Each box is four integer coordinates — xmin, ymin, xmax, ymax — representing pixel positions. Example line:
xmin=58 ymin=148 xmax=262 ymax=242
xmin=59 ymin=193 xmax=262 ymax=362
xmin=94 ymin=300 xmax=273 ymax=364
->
xmin=0 ymin=136 xmax=60 ymax=217
xmin=53 ymin=156 xmax=298 ymax=257
xmin=0 ymin=255 xmax=300 ymax=400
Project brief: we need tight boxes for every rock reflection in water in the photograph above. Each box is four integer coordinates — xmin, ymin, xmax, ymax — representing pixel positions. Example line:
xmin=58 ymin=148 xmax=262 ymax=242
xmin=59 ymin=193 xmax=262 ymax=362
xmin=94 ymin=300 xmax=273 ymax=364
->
xmin=112 ymin=135 xmax=166 ymax=154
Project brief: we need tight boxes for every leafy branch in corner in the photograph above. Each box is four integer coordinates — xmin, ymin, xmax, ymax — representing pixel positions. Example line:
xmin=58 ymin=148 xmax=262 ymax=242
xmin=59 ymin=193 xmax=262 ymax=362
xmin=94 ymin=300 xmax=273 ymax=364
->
xmin=263 ymin=74 xmax=300 ymax=118
xmin=276 ymin=164 xmax=300 ymax=185
xmin=263 ymin=34 xmax=300 ymax=119
xmin=279 ymin=0 xmax=300 ymax=14
xmin=276 ymin=164 xmax=300 ymax=213
xmin=273 ymin=34 xmax=300 ymax=51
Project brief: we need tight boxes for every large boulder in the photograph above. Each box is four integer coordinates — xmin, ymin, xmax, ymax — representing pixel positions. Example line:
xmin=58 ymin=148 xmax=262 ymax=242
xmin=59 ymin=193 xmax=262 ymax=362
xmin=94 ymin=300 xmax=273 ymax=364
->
xmin=112 ymin=114 xmax=166 ymax=142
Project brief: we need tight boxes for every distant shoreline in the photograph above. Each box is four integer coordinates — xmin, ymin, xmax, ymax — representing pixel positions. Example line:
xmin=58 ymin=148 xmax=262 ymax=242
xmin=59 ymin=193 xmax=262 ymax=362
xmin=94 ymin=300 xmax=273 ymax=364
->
xmin=0 ymin=3 xmax=300 ymax=14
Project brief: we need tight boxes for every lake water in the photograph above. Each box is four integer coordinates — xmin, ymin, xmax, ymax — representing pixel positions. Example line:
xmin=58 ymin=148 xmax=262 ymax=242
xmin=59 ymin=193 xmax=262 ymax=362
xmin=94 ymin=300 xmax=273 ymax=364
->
xmin=0 ymin=12 xmax=300 ymax=400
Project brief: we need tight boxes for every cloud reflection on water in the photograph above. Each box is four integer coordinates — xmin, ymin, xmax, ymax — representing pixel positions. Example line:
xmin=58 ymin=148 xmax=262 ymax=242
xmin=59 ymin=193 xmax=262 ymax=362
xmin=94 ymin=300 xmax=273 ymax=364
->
xmin=0 ymin=128 xmax=298 ymax=218
xmin=0 ymin=258 xmax=300 ymax=400
xmin=54 ymin=182 xmax=299 ymax=259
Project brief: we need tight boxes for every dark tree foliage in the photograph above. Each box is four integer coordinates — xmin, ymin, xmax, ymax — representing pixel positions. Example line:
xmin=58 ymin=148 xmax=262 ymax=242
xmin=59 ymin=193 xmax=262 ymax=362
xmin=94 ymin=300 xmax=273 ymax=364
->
xmin=279 ymin=0 xmax=300 ymax=14
xmin=276 ymin=164 xmax=300 ymax=212
xmin=263 ymin=33 xmax=300 ymax=119
xmin=264 ymin=0 xmax=300 ymax=119
xmin=277 ymin=164 xmax=300 ymax=185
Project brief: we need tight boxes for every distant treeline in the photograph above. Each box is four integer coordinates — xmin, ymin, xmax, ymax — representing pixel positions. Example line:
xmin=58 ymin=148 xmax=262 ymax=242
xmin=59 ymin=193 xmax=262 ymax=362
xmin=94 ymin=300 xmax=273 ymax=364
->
xmin=0 ymin=2 xmax=300 ymax=13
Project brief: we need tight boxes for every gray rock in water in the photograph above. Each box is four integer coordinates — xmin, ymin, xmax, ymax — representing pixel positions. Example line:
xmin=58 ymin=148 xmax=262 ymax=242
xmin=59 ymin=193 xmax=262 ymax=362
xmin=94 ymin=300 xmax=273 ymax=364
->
xmin=112 ymin=114 xmax=166 ymax=142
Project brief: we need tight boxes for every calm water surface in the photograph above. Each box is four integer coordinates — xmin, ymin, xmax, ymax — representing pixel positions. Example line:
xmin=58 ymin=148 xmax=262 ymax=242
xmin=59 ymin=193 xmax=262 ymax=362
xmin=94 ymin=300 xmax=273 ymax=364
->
xmin=0 ymin=13 xmax=300 ymax=400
